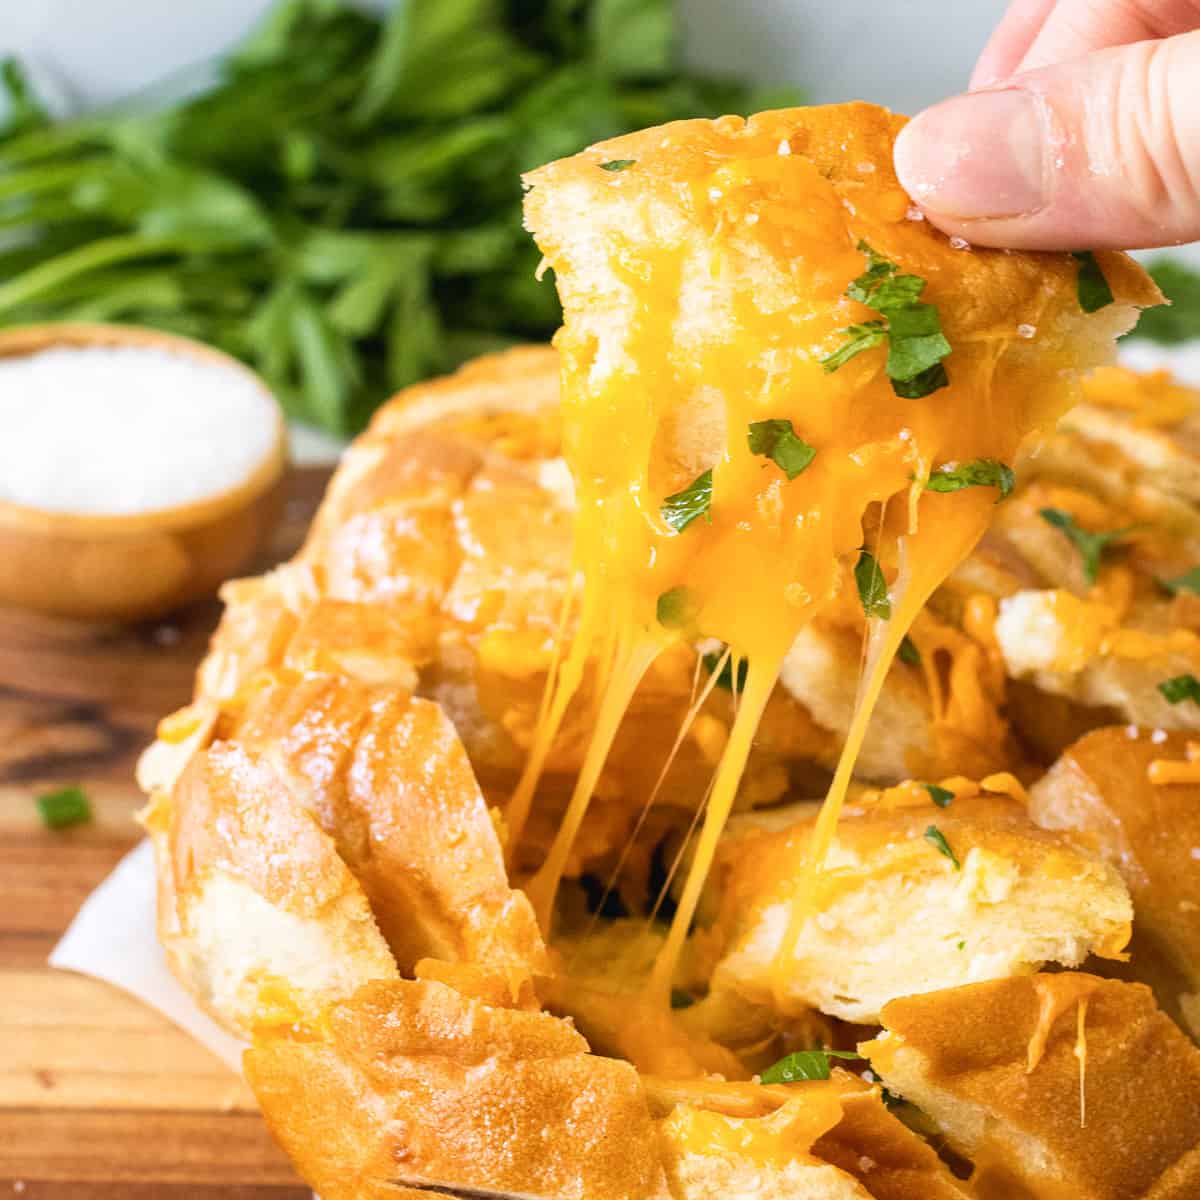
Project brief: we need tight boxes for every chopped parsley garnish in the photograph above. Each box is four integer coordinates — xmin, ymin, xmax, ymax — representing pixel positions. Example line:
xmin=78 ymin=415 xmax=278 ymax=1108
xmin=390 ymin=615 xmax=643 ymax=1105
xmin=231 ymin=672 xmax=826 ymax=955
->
xmin=657 ymin=586 xmax=695 ymax=629
xmin=36 ymin=785 xmax=92 ymax=830
xmin=760 ymin=1049 xmax=865 ymax=1084
xmin=957 ymin=940 xmax=966 ymax=950
xmin=1073 ymin=251 xmax=1114 ymax=313
xmin=1039 ymin=508 xmax=1136 ymax=585
xmin=1162 ymin=567 xmax=1200 ymax=595
xmin=703 ymin=649 xmax=749 ymax=692
xmin=662 ymin=469 xmax=712 ymax=532
xmin=600 ymin=158 xmax=636 ymax=172
xmin=926 ymin=458 xmax=1015 ymax=500
xmin=855 ymin=550 xmax=891 ymax=620
xmin=747 ymin=419 xmax=816 ymax=480
xmin=924 ymin=824 xmax=960 ymax=869
xmin=821 ymin=321 xmax=886 ymax=372
xmin=823 ymin=242 xmax=951 ymax=399
xmin=925 ymin=784 xmax=955 ymax=808
xmin=898 ymin=636 xmax=921 ymax=665
xmin=1159 ymin=674 xmax=1200 ymax=706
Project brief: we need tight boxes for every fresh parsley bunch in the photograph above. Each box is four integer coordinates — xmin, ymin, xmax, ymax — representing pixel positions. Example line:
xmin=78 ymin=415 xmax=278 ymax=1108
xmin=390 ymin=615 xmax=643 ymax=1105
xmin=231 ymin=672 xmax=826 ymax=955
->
xmin=0 ymin=0 xmax=797 ymax=434
xmin=1132 ymin=257 xmax=1200 ymax=344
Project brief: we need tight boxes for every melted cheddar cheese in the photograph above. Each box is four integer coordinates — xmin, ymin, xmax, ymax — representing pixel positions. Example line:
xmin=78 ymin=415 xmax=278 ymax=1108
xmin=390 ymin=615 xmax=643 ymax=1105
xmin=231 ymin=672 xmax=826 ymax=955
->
xmin=519 ymin=103 xmax=1153 ymax=1006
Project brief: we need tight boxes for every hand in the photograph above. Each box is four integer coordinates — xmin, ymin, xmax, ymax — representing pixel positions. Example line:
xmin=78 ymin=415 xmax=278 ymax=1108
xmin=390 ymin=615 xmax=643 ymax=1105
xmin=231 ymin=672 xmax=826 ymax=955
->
xmin=893 ymin=0 xmax=1200 ymax=250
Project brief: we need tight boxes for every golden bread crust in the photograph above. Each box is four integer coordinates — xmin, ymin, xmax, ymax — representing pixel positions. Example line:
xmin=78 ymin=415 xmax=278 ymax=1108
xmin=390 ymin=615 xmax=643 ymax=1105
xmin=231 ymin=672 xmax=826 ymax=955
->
xmin=865 ymin=975 xmax=1200 ymax=1200
xmin=245 ymin=978 xmax=672 ymax=1200
xmin=1030 ymin=726 xmax=1200 ymax=1035
xmin=812 ymin=1071 xmax=974 ymax=1200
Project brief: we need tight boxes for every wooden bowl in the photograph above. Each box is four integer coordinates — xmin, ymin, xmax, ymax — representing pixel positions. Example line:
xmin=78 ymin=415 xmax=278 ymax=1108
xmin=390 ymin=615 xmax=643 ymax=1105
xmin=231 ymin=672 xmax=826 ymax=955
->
xmin=0 ymin=323 xmax=287 ymax=623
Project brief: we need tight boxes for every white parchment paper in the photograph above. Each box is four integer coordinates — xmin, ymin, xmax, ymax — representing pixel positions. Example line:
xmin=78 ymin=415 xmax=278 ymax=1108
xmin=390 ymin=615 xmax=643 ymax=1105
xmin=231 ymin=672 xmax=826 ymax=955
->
xmin=49 ymin=839 xmax=247 ymax=1072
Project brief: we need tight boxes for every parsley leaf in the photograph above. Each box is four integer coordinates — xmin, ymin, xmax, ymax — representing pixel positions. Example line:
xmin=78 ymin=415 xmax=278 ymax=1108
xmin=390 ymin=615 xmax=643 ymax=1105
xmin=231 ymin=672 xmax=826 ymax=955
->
xmin=1039 ymin=508 xmax=1136 ymax=584
xmin=657 ymin=586 xmax=695 ymax=630
xmin=891 ymin=362 xmax=949 ymax=398
xmin=1073 ymin=251 xmax=1114 ymax=313
xmin=926 ymin=458 xmax=1015 ymax=500
xmin=824 ymin=242 xmax=951 ymax=398
xmin=703 ymin=649 xmax=748 ymax=692
xmin=760 ymin=1049 xmax=864 ymax=1084
xmin=599 ymin=158 xmax=636 ymax=172
xmin=924 ymin=824 xmax=960 ymax=869
xmin=747 ymin=419 xmax=816 ymax=480
xmin=1159 ymin=674 xmax=1200 ymax=705
xmin=36 ymin=785 xmax=92 ymax=830
xmin=925 ymin=783 xmax=954 ymax=807
xmin=1162 ymin=567 xmax=1200 ymax=595
xmin=898 ymin=636 xmax=921 ymax=665
xmin=855 ymin=550 xmax=891 ymax=620
xmin=820 ymin=321 xmax=887 ymax=372
xmin=662 ymin=469 xmax=712 ymax=532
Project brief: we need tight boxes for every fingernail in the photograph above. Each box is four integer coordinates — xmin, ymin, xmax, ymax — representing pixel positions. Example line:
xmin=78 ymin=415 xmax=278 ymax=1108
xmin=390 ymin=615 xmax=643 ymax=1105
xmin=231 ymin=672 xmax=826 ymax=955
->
xmin=894 ymin=89 xmax=1049 ymax=220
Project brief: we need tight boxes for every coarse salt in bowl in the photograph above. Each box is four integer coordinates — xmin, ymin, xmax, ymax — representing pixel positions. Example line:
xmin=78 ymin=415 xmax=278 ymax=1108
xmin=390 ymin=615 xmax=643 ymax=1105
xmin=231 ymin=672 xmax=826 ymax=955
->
xmin=0 ymin=345 xmax=280 ymax=516
xmin=0 ymin=323 xmax=287 ymax=622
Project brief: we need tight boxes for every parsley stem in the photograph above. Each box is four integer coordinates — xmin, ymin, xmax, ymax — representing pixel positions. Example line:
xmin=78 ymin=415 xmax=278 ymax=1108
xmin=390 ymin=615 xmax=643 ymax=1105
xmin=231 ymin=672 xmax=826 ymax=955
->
xmin=0 ymin=233 xmax=187 ymax=313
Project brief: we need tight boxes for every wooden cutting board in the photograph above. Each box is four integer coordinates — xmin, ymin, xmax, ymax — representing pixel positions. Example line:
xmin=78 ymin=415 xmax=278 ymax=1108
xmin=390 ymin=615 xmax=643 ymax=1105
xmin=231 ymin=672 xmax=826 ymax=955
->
xmin=0 ymin=466 xmax=331 ymax=1199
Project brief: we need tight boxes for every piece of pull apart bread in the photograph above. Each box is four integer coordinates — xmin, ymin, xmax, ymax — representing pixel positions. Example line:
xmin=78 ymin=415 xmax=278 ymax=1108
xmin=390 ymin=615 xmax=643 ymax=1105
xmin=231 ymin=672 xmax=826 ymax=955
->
xmin=703 ymin=784 xmax=1131 ymax=1024
xmin=863 ymin=974 xmax=1200 ymax=1199
xmin=1029 ymin=726 xmax=1200 ymax=1038
xmin=139 ymin=102 xmax=1165 ymax=1200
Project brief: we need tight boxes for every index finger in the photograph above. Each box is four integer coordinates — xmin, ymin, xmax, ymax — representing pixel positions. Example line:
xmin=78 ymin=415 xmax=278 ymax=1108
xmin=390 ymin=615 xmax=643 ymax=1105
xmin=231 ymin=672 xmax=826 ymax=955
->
xmin=972 ymin=0 xmax=1060 ymax=89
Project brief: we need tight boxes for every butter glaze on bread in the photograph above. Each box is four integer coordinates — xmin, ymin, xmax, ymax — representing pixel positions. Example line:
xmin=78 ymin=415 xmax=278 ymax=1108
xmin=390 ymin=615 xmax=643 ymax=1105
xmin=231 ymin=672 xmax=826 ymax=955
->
xmin=1030 ymin=727 xmax=1200 ymax=1036
xmin=863 ymin=975 xmax=1200 ymax=1200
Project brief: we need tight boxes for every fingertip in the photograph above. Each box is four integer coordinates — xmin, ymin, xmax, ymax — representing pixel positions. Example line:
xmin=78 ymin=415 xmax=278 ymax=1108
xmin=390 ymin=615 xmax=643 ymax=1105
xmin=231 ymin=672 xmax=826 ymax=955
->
xmin=894 ymin=90 xmax=1048 ymax=223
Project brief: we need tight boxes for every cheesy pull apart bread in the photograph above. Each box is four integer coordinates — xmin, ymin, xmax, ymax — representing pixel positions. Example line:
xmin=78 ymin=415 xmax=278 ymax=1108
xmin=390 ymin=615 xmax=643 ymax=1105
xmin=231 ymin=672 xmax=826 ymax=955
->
xmin=136 ymin=102 xmax=1193 ymax=1200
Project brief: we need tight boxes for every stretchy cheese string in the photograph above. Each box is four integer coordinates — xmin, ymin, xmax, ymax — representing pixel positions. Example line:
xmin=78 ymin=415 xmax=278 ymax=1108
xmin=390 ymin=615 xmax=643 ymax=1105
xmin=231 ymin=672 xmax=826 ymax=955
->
xmin=516 ymin=120 xmax=1079 ymax=1004
xmin=571 ymin=650 xmax=729 ymax=957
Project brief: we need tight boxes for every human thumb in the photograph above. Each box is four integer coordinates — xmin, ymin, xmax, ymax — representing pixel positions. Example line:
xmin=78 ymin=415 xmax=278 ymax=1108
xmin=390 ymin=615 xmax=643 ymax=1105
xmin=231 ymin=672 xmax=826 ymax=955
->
xmin=894 ymin=30 xmax=1200 ymax=251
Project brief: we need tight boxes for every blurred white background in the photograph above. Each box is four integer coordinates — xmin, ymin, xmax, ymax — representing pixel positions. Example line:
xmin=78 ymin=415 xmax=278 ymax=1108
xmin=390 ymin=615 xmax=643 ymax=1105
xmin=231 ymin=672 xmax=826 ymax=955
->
xmin=1 ymin=0 xmax=1007 ymax=116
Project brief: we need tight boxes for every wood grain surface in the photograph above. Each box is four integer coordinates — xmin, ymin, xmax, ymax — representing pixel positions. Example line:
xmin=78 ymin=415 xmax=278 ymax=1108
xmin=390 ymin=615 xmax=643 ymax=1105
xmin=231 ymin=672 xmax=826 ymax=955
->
xmin=0 ymin=465 xmax=331 ymax=1198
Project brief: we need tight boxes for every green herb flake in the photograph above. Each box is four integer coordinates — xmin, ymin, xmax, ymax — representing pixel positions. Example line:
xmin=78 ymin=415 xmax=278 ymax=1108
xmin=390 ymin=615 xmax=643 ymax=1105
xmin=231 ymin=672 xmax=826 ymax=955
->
xmin=821 ymin=321 xmax=886 ymax=372
xmin=1159 ymin=674 xmax=1200 ymax=706
xmin=898 ymin=636 xmax=921 ymax=666
xmin=924 ymin=824 xmax=960 ymax=870
xmin=36 ymin=785 xmax=92 ymax=830
xmin=925 ymin=784 xmax=955 ymax=808
xmin=926 ymin=458 xmax=1015 ymax=500
xmin=1039 ymin=508 xmax=1136 ymax=585
xmin=747 ymin=419 xmax=816 ymax=480
xmin=957 ymin=940 xmax=966 ymax=950
xmin=1162 ymin=567 xmax=1200 ymax=596
xmin=760 ymin=1049 xmax=865 ymax=1084
xmin=662 ymin=469 xmax=712 ymax=533
xmin=657 ymin=586 xmax=695 ymax=630
xmin=599 ymin=158 xmax=636 ymax=172
xmin=823 ymin=242 xmax=951 ymax=398
xmin=1073 ymin=251 xmax=1114 ymax=313
xmin=670 ymin=989 xmax=696 ymax=1009
xmin=855 ymin=550 xmax=891 ymax=620
xmin=703 ymin=649 xmax=749 ymax=693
